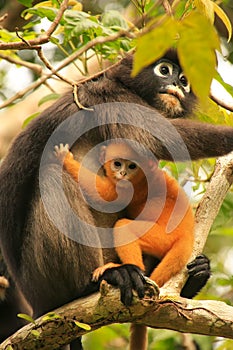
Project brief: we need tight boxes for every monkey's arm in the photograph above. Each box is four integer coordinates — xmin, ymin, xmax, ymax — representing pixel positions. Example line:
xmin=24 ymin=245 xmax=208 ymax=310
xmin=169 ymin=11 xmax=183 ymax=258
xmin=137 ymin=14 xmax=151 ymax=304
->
xmin=170 ymin=119 xmax=233 ymax=161
xmin=54 ymin=143 xmax=119 ymax=202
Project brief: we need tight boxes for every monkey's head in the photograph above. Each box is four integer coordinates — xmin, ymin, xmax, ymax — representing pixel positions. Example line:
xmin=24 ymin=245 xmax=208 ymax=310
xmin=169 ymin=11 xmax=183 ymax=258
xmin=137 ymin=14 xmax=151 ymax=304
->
xmin=109 ymin=50 xmax=196 ymax=118
xmin=100 ymin=143 xmax=157 ymax=187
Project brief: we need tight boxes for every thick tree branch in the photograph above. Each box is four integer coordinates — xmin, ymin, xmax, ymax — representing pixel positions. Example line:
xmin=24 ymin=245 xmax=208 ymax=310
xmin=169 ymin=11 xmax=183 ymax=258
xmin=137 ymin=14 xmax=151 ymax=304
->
xmin=0 ymin=281 xmax=232 ymax=350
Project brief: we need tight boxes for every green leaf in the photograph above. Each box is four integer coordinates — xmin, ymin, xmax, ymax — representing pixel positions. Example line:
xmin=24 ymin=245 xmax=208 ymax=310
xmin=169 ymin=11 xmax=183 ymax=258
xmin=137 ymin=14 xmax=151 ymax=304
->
xmin=42 ymin=312 xmax=61 ymax=321
xmin=194 ymin=0 xmax=214 ymax=23
xmin=102 ymin=10 xmax=129 ymax=29
xmin=177 ymin=11 xmax=220 ymax=101
xmin=22 ymin=7 xmax=62 ymax=23
xmin=64 ymin=11 xmax=101 ymax=38
xmin=22 ymin=112 xmax=40 ymax=128
xmin=74 ymin=321 xmax=91 ymax=331
xmin=6 ymin=346 xmax=13 ymax=350
xmin=132 ymin=17 xmax=178 ymax=76
xmin=18 ymin=0 xmax=34 ymax=6
xmin=17 ymin=313 xmax=35 ymax=324
xmin=213 ymin=2 xmax=232 ymax=42
xmin=214 ymin=72 xmax=233 ymax=99
xmin=38 ymin=93 xmax=60 ymax=106
xmin=31 ymin=330 xmax=41 ymax=338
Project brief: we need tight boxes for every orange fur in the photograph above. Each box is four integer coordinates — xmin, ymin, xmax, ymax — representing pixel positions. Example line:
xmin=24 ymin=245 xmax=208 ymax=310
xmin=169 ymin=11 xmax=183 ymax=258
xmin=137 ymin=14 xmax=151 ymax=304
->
xmin=55 ymin=142 xmax=194 ymax=288
xmin=55 ymin=142 xmax=194 ymax=350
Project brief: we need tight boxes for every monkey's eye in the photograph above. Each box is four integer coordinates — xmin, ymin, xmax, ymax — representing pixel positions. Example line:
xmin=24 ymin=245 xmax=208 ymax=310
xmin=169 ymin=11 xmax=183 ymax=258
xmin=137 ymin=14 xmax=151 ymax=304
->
xmin=160 ymin=65 xmax=170 ymax=75
xmin=113 ymin=161 xmax=122 ymax=168
xmin=179 ymin=74 xmax=190 ymax=93
xmin=154 ymin=62 xmax=173 ymax=77
xmin=128 ymin=163 xmax=137 ymax=170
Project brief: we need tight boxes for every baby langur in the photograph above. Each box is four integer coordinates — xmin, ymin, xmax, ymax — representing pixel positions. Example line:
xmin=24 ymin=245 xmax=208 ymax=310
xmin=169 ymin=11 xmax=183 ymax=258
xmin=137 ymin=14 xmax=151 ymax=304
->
xmin=55 ymin=142 xmax=194 ymax=350
xmin=54 ymin=142 xmax=194 ymax=288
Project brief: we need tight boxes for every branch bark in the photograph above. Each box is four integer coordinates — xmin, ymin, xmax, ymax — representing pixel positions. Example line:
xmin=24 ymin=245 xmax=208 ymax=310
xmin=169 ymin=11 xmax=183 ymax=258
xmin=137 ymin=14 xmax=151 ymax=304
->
xmin=0 ymin=281 xmax=233 ymax=350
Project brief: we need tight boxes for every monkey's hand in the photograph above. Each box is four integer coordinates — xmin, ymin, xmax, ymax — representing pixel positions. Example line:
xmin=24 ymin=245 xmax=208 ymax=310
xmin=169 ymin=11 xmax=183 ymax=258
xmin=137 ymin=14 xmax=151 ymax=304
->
xmin=54 ymin=143 xmax=74 ymax=162
xmin=92 ymin=262 xmax=121 ymax=282
xmin=180 ymin=254 xmax=211 ymax=299
xmin=98 ymin=264 xmax=146 ymax=306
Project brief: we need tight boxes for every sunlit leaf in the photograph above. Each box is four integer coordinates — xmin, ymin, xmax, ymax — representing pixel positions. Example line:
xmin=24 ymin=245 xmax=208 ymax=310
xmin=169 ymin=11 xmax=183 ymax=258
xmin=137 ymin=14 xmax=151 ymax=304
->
xmin=42 ymin=312 xmax=61 ymax=321
xmin=213 ymin=71 xmax=233 ymax=99
xmin=17 ymin=313 xmax=35 ymax=324
xmin=213 ymin=2 xmax=232 ymax=42
xmin=31 ymin=330 xmax=41 ymax=337
xmin=177 ymin=11 xmax=220 ymax=101
xmin=133 ymin=17 xmax=178 ymax=76
xmin=194 ymin=0 xmax=214 ymax=23
xmin=74 ymin=321 xmax=91 ymax=330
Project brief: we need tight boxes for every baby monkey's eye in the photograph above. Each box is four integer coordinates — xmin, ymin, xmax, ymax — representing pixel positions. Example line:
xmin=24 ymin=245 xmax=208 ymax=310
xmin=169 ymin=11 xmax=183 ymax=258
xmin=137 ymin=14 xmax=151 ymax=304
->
xmin=128 ymin=163 xmax=137 ymax=170
xmin=114 ymin=161 xmax=122 ymax=168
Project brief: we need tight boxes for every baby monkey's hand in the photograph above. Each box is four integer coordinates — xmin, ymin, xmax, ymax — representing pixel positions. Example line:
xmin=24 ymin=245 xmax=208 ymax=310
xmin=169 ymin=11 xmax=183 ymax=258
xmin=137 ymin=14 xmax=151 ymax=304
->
xmin=54 ymin=143 xmax=74 ymax=162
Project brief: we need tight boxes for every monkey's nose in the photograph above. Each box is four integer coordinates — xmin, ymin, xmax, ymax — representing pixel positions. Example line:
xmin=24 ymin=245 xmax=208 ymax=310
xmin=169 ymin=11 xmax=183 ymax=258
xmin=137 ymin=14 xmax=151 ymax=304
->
xmin=120 ymin=171 xmax=126 ymax=176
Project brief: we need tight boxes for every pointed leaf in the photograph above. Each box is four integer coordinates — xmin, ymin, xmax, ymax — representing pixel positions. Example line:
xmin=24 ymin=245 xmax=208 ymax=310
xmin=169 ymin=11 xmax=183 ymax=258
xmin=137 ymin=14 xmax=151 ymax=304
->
xmin=74 ymin=321 xmax=91 ymax=331
xmin=178 ymin=11 xmax=220 ymax=101
xmin=194 ymin=0 xmax=214 ymax=23
xmin=17 ymin=313 xmax=35 ymax=324
xmin=213 ymin=2 xmax=232 ymax=42
xmin=132 ymin=17 xmax=178 ymax=76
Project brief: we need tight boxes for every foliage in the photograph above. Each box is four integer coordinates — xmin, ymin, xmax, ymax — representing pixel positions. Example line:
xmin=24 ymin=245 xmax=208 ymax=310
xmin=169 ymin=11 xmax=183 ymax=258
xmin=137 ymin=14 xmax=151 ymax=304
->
xmin=0 ymin=1 xmax=233 ymax=349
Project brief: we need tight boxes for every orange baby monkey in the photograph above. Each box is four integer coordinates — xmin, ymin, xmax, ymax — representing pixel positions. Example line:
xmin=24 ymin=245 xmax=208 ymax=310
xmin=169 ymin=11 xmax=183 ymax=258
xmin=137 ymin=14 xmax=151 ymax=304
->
xmin=54 ymin=142 xmax=194 ymax=289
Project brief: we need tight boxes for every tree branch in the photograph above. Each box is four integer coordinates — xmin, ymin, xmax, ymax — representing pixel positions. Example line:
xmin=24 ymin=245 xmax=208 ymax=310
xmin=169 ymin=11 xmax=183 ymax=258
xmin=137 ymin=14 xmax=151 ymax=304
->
xmin=0 ymin=281 xmax=232 ymax=350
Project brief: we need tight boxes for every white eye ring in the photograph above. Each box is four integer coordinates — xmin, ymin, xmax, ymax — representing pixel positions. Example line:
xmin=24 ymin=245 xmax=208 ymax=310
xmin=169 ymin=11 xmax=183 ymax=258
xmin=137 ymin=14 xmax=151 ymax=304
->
xmin=153 ymin=62 xmax=173 ymax=77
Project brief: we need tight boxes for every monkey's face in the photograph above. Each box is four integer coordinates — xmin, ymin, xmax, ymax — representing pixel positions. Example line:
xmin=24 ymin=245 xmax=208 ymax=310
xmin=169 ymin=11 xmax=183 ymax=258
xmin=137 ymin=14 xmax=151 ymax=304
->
xmin=105 ymin=159 xmax=143 ymax=187
xmin=138 ymin=58 xmax=196 ymax=118
xmin=151 ymin=59 xmax=193 ymax=117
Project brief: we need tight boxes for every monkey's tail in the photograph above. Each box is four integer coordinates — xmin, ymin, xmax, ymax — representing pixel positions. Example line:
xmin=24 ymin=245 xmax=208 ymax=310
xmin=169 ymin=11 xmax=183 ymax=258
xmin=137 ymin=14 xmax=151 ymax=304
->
xmin=130 ymin=323 xmax=147 ymax=350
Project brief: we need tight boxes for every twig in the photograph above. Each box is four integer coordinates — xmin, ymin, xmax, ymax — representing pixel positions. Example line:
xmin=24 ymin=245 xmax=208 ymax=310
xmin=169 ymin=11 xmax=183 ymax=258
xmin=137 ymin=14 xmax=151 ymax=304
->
xmin=0 ymin=30 xmax=134 ymax=109
xmin=0 ymin=52 xmax=42 ymax=75
xmin=36 ymin=47 xmax=74 ymax=85
xmin=0 ymin=0 xmax=69 ymax=50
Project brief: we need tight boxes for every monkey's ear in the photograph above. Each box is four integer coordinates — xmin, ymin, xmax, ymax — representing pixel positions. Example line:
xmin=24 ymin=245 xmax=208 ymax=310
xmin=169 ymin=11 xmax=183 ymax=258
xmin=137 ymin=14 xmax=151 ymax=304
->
xmin=99 ymin=146 xmax=107 ymax=165
xmin=148 ymin=159 xmax=158 ymax=171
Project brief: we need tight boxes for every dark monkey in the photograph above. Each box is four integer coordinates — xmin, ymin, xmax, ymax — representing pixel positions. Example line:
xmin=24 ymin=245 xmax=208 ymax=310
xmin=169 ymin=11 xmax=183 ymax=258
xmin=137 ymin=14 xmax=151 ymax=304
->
xmin=1 ymin=50 xmax=232 ymax=349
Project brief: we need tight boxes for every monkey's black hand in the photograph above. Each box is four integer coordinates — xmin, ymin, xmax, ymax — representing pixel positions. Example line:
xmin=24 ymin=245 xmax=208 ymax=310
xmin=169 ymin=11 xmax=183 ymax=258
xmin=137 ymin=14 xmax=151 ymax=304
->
xmin=180 ymin=254 xmax=211 ymax=299
xmin=99 ymin=264 xmax=146 ymax=306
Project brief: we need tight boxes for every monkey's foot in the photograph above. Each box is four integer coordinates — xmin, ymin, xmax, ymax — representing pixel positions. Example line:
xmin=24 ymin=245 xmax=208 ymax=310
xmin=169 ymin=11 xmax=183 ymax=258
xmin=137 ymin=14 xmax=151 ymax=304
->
xmin=92 ymin=263 xmax=121 ymax=282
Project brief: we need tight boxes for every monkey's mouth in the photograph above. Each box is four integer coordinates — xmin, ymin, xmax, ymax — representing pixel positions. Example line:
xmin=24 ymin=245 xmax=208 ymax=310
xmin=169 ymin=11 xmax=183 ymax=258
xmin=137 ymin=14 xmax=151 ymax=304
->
xmin=159 ymin=89 xmax=184 ymax=101
xmin=159 ymin=86 xmax=184 ymax=101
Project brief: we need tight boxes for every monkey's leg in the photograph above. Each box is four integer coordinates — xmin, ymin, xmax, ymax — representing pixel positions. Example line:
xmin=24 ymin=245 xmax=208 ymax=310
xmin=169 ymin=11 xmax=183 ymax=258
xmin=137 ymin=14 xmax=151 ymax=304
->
xmin=149 ymin=236 xmax=194 ymax=287
xmin=113 ymin=218 xmax=146 ymax=271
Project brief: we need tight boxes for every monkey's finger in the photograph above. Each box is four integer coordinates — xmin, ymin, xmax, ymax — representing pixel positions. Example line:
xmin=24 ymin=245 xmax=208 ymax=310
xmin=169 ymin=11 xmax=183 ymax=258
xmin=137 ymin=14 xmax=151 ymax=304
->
xmin=100 ymin=266 xmax=134 ymax=306
xmin=125 ymin=264 xmax=145 ymax=299
xmin=187 ymin=254 xmax=210 ymax=277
